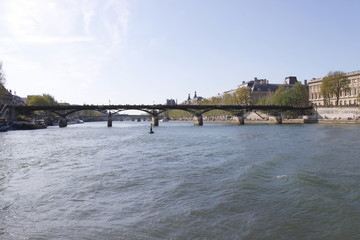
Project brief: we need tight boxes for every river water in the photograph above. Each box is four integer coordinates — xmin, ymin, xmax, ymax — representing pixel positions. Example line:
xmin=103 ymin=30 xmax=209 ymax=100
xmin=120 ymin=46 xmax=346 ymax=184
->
xmin=1 ymin=121 xmax=360 ymax=239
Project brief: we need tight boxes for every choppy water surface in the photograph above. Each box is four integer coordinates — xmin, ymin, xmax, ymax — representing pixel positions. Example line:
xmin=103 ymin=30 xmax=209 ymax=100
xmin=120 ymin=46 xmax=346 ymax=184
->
xmin=1 ymin=122 xmax=360 ymax=239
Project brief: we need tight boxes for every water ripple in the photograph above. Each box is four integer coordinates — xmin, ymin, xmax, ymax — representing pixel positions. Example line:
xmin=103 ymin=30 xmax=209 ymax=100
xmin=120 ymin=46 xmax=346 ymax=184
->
xmin=1 ymin=122 xmax=360 ymax=239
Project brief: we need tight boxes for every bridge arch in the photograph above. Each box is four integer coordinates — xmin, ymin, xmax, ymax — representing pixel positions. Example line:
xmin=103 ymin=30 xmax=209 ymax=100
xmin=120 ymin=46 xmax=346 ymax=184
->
xmin=11 ymin=104 xmax=312 ymax=127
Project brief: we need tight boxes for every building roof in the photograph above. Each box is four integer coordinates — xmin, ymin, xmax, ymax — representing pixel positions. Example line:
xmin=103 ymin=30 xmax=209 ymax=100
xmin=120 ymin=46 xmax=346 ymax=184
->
xmin=251 ymin=83 xmax=281 ymax=92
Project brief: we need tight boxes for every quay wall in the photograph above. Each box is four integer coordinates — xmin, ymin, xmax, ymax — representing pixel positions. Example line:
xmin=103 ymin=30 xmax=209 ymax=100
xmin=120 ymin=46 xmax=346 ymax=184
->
xmin=171 ymin=107 xmax=360 ymax=124
xmin=315 ymin=107 xmax=360 ymax=120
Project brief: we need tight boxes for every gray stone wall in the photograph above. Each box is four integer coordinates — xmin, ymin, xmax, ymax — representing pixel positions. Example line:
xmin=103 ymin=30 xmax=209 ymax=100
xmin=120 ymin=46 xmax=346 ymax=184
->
xmin=316 ymin=107 xmax=360 ymax=120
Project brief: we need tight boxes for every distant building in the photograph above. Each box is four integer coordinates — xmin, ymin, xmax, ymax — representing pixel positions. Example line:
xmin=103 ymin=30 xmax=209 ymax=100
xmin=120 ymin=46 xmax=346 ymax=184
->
xmin=0 ymin=85 xmax=25 ymax=106
xmin=183 ymin=91 xmax=203 ymax=105
xmin=12 ymin=95 xmax=26 ymax=106
xmin=165 ymin=99 xmax=177 ymax=105
xmin=234 ymin=76 xmax=300 ymax=104
xmin=285 ymin=76 xmax=298 ymax=85
xmin=309 ymin=70 xmax=360 ymax=106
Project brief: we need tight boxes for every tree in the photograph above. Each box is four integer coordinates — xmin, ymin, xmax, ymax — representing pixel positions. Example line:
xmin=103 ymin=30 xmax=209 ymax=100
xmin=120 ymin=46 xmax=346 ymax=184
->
xmin=257 ymin=83 xmax=308 ymax=107
xmin=273 ymin=86 xmax=288 ymax=105
xmin=27 ymin=94 xmax=58 ymax=106
xmin=223 ymin=93 xmax=236 ymax=105
xmin=273 ymin=82 xmax=308 ymax=106
xmin=291 ymin=82 xmax=309 ymax=106
xmin=0 ymin=61 xmax=5 ymax=86
xmin=257 ymin=92 xmax=275 ymax=105
xmin=320 ymin=71 xmax=350 ymax=106
xmin=0 ymin=61 xmax=6 ymax=99
xmin=235 ymin=87 xmax=252 ymax=105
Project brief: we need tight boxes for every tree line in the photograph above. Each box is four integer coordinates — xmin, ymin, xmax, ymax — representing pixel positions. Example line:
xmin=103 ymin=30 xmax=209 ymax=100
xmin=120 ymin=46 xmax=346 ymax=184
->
xmin=167 ymin=82 xmax=309 ymax=118
xmin=0 ymin=62 xmax=6 ymax=100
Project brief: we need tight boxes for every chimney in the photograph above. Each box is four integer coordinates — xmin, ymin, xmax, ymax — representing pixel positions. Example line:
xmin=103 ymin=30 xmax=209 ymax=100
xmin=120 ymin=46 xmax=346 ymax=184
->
xmin=304 ymin=80 xmax=308 ymax=85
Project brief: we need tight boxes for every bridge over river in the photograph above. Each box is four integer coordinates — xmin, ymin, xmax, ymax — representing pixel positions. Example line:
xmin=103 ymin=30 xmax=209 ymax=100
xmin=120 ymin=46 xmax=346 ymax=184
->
xmin=6 ymin=104 xmax=313 ymax=127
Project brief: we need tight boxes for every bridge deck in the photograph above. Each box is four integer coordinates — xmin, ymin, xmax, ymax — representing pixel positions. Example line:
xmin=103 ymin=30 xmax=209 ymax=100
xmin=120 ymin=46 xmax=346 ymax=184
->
xmin=13 ymin=104 xmax=312 ymax=112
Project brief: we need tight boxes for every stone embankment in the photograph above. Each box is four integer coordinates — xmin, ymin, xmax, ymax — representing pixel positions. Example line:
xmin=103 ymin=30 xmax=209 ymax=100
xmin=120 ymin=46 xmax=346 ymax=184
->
xmin=315 ymin=107 xmax=360 ymax=121
xmin=171 ymin=107 xmax=360 ymax=124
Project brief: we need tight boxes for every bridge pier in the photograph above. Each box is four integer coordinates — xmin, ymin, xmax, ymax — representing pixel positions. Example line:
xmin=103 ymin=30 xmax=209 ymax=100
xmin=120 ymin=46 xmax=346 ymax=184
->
xmin=269 ymin=115 xmax=282 ymax=124
xmin=152 ymin=116 xmax=159 ymax=126
xmin=193 ymin=114 xmax=203 ymax=126
xmin=107 ymin=117 xmax=112 ymax=127
xmin=59 ymin=118 xmax=68 ymax=128
xmin=232 ymin=113 xmax=245 ymax=125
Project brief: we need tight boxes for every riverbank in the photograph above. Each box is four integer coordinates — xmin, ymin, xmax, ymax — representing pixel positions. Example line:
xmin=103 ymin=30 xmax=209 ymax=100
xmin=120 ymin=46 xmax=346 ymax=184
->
xmin=170 ymin=118 xmax=360 ymax=124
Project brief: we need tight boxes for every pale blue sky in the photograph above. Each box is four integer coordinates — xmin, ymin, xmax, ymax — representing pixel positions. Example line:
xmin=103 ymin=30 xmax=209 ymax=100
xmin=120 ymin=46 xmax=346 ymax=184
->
xmin=0 ymin=0 xmax=359 ymax=105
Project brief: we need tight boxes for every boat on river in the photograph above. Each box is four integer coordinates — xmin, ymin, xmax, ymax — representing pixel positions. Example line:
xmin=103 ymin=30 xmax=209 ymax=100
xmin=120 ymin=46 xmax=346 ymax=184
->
xmin=0 ymin=125 xmax=9 ymax=132
xmin=0 ymin=118 xmax=9 ymax=132
xmin=10 ymin=120 xmax=48 ymax=130
xmin=67 ymin=119 xmax=84 ymax=125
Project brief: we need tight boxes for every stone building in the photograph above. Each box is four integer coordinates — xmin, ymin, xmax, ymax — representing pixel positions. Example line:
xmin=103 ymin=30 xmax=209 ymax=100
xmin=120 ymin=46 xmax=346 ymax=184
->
xmin=235 ymin=77 xmax=300 ymax=104
xmin=183 ymin=91 xmax=203 ymax=105
xmin=308 ymin=70 xmax=360 ymax=106
xmin=1 ymin=85 xmax=25 ymax=106
xmin=165 ymin=99 xmax=177 ymax=105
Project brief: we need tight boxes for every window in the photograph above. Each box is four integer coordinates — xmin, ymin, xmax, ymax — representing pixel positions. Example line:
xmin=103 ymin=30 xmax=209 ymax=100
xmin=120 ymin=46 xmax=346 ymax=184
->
xmin=349 ymin=100 xmax=352 ymax=105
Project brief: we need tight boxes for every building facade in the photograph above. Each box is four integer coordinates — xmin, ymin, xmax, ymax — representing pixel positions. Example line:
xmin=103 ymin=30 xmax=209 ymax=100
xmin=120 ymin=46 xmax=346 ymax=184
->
xmin=165 ymin=99 xmax=177 ymax=105
xmin=234 ymin=77 xmax=300 ymax=104
xmin=309 ymin=70 xmax=360 ymax=106
xmin=183 ymin=91 xmax=203 ymax=105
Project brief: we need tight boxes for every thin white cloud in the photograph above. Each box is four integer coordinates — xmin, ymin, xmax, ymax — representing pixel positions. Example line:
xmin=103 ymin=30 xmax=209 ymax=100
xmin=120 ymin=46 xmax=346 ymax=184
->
xmin=0 ymin=0 xmax=131 ymax=102
xmin=102 ymin=0 xmax=130 ymax=52
xmin=81 ymin=1 xmax=96 ymax=35
xmin=1 ymin=0 xmax=77 ymax=39
xmin=0 ymin=0 xmax=130 ymax=46
xmin=150 ymin=35 xmax=167 ymax=48
xmin=1 ymin=36 xmax=93 ymax=45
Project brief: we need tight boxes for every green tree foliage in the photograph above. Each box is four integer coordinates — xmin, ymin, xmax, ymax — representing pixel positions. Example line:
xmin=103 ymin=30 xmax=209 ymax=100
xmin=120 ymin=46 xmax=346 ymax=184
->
xmin=78 ymin=110 xmax=103 ymax=116
xmin=0 ymin=61 xmax=6 ymax=99
xmin=0 ymin=83 xmax=6 ymax=100
xmin=223 ymin=93 xmax=237 ymax=105
xmin=274 ymin=83 xmax=308 ymax=106
xmin=27 ymin=94 xmax=58 ymax=106
xmin=272 ymin=86 xmax=288 ymax=105
xmin=257 ymin=83 xmax=308 ymax=106
xmin=257 ymin=92 xmax=275 ymax=105
xmin=0 ymin=61 xmax=5 ymax=85
xmin=25 ymin=94 xmax=58 ymax=119
xmin=167 ymin=109 xmax=192 ymax=118
xmin=170 ymin=83 xmax=308 ymax=118
xmin=235 ymin=87 xmax=252 ymax=105
xmin=320 ymin=71 xmax=350 ymax=106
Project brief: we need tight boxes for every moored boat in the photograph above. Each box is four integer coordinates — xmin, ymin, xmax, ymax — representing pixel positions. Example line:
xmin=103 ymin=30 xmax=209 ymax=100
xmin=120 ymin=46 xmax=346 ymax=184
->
xmin=0 ymin=125 xmax=9 ymax=132
xmin=0 ymin=118 xmax=9 ymax=132
xmin=67 ymin=119 xmax=84 ymax=125
xmin=10 ymin=120 xmax=47 ymax=130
